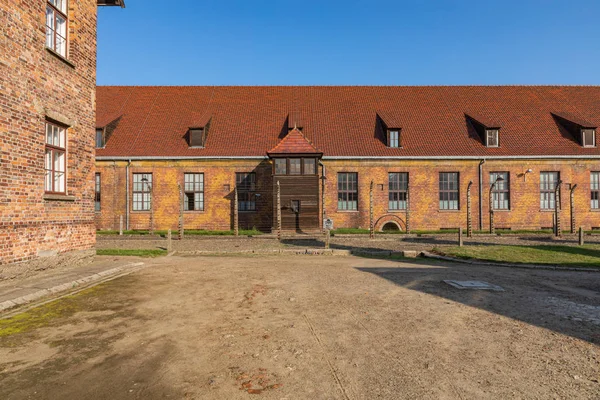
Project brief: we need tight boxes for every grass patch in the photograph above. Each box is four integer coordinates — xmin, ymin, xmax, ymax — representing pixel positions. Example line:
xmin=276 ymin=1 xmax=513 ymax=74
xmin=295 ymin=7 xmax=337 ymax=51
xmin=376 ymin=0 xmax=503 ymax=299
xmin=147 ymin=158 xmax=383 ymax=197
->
xmin=96 ymin=249 xmax=167 ymax=257
xmin=0 ymin=286 xmax=105 ymax=339
xmin=97 ymin=229 xmax=263 ymax=236
xmin=436 ymin=244 xmax=600 ymax=268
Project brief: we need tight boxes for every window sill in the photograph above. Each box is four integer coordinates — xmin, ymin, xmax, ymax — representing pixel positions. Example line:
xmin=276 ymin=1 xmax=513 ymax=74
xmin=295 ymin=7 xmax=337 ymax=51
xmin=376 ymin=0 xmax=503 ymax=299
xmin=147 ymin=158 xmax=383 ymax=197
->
xmin=492 ymin=209 xmax=511 ymax=212
xmin=184 ymin=210 xmax=205 ymax=213
xmin=46 ymin=47 xmax=75 ymax=68
xmin=387 ymin=209 xmax=407 ymax=213
xmin=131 ymin=210 xmax=151 ymax=213
xmin=44 ymin=194 xmax=76 ymax=202
xmin=337 ymin=210 xmax=359 ymax=213
xmin=539 ymin=209 xmax=558 ymax=212
xmin=438 ymin=210 xmax=461 ymax=213
xmin=589 ymin=209 xmax=600 ymax=212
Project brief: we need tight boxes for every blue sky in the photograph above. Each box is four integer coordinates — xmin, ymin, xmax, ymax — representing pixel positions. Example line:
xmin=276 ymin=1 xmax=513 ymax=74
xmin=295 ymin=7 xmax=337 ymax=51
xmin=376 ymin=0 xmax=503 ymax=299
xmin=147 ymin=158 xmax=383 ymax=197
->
xmin=97 ymin=0 xmax=600 ymax=86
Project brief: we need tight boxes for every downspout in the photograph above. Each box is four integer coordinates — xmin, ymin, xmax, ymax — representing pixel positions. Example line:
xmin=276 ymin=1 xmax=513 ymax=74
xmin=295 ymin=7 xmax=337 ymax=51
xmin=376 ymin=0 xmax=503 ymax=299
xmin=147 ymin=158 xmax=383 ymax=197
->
xmin=319 ymin=160 xmax=326 ymax=231
xmin=478 ymin=159 xmax=485 ymax=231
xmin=126 ymin=159 xmax=131 ymax=231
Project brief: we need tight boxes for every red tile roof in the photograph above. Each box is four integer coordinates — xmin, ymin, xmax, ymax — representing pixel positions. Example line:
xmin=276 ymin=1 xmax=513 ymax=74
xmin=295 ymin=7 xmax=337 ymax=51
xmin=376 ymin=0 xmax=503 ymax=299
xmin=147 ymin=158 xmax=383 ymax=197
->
xmin=96 ymin=86 xmax=600 ymax=158
xmin=268 ymin=128 xmax=321 ymax=155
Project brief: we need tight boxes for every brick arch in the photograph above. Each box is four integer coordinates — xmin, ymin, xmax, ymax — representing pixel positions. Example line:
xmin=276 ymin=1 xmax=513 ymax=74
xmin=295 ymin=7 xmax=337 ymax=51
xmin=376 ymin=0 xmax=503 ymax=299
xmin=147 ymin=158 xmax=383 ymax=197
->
xmin=374 ymin=214 xmax=406 ymax=232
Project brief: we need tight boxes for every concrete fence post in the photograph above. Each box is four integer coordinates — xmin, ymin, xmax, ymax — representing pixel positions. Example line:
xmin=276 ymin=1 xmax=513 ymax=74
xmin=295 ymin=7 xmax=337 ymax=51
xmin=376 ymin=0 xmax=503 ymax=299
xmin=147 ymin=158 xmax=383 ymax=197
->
xmin=579 ymin=227 xmax=584 ymax=246
xmin=405 ymin=185 xmax=411 ymax=234
xmin=458 ymin=227 xmax=464 ymax=247
xmin=167 ymin=229 xmax=172 ymax=253
xmin=467 ymin=181 xmax=473 ymax=238
xmin=277 ymin=181 xmax=281 ymax=241
xmin=178 ymin=183 xmax=184 ymax=240
xmin=234 ymin=185 xmax=239 ymax=236
xmin=119 ymin=215 xmax=123 ymax=236
xmin=369 ymin=180 xmax=374 ymax=239
xmin=555 ymin=180 xmax=562 ymax=237
xmin=570 ymin=184 xmax=577 ymax=234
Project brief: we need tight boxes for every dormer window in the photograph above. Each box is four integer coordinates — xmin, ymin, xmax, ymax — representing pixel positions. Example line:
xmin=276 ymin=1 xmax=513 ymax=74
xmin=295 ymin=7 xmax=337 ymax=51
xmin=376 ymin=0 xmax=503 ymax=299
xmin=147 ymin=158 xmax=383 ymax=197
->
xmin=388 ymin=129 xmax=400 ymax=148
xmin=486 ymin=129 xmax=499 ymax=147
xmin=188 ymin=128 xmax=205 ymax=147
xmin=582 ymin=129 xmax=596 ymax=147
xmin=95 ymin=128 xmax=105 ymax=148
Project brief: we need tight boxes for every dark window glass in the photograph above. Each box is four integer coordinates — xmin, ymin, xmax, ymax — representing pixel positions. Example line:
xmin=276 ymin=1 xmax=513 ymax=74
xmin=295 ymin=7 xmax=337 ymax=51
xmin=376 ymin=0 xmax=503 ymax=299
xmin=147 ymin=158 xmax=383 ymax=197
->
xmin=591 ymin=172 xmax=599 ymax=209
xmin=439 ymin=172 xmax=459 ymax=210
xmin=274 ymin=158 xmax=287 ymax=175
xmin=236 ymin=172 xmax=257 ymax=211
xmin=338 ymin=173 xmax=358 ymax=210
xmin=289 ymin=159 xmax=301 ymax=175
xmin=132 ymin=173 xmax=152 ymax=211
xmin=389 ymin=173 xmax=408 ymax=210
xmin=95 ymin=173 xmax=101 ymax=211
xmin=490 ymin=172 xmax=509 ymax=210
xmin=96 ymin=129 xmax=104 ymax=148
xmin=184 ymin=173 xmax=204 ymax=211
xmin=304 ymin=158 xmax=316 ymax=175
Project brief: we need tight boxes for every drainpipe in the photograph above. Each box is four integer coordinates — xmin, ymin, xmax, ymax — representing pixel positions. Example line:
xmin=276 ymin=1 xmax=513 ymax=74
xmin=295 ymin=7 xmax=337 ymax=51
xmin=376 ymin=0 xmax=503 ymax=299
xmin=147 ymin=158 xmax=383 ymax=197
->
xmin=126 ymin=159 xmax=131 ymax=231
xmin=319 ymin=160 xmax=326 ymax=232
xmin=479 ymin=159 xmax=485 ymax=231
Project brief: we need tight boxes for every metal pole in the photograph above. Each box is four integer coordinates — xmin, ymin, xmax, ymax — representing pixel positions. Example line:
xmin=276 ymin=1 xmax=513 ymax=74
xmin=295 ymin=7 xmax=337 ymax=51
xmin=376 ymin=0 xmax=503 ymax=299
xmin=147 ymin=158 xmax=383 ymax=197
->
xmin=369 ymin=181 xmax=374 ymax=239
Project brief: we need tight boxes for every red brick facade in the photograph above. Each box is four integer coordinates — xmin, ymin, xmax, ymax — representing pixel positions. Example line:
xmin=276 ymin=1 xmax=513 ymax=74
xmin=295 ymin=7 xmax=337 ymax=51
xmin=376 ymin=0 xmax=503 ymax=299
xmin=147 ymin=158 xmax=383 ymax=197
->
xmin=95 ymin=158 xmax=600 ymax=233
xmin=0 ymin=1 xmax=120 ymax=276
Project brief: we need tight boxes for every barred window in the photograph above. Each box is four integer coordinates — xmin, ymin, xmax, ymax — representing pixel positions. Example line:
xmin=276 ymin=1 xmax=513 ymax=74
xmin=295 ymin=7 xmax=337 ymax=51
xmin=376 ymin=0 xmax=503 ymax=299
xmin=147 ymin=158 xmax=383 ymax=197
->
xmin=95 ymin=173 xmax=101 ymax=211
xmin=338 ymin=173 xmax=358 ymax=211
xmin=236 ymin=172 xmax=256 ymax=211
xmin=591 ymin=172 xmax=600 ymax=209
xmin=304 ymin=158 xmax=316 ymax=175
xmin=46 ymin=0 xmax=68 ymax=57
xmin=184 ymin=173 xmax=204 ymax=211
xmin=274 ymin=158 xmax=287 ymax=175
xmin=289 ymin=159 xmax=301 ymax=175
xmin=540 ymin=172 xmax=559 ymax=210
xmin=490 ymin=172 xmax=509 ymax=210
xmin=45 ymin=122 xmax=67 ymax=194
xmin=389 ymin=173 xmax=408 ymax=210
xmin=439 ymin=172 xmax=459 ymax=210
xmin=132 ymin=173 xmax=152 ymax=211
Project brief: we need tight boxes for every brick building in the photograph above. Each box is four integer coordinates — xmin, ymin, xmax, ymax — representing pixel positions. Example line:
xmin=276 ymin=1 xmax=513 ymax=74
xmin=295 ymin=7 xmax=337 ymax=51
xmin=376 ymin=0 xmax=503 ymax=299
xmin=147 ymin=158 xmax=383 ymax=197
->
xmin=0 ymin=0 xmax=124 ymax=278
xmin=95 ymin=86 xmax=600 ymax=233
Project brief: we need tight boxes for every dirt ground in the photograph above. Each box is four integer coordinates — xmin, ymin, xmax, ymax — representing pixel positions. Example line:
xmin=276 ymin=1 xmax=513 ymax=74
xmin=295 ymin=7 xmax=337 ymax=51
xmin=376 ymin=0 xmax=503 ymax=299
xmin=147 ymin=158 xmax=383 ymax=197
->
xmin=0 ymin=255 xmax=599 ymax=399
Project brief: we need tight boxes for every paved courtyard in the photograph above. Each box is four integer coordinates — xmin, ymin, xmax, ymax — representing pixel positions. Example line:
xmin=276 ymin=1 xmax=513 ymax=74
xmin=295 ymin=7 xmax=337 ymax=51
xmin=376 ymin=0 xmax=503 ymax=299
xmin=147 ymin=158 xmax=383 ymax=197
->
xmin=1 ymin=255 xmax=599 ymax=399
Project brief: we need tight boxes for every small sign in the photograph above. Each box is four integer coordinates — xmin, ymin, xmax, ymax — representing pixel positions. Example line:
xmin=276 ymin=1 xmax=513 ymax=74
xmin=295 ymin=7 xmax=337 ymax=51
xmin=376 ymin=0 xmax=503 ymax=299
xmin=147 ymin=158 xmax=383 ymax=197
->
xmin=324 ymin=218 xmax=334 ymax=230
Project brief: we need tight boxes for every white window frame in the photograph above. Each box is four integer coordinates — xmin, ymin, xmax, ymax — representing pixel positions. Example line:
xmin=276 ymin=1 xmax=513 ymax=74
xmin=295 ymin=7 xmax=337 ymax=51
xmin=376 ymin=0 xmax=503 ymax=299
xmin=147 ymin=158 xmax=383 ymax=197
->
xmin=46 ymin=0 xmax=68 ymax=58
xmin=45 ymin=122 xmax=67 ymax=194
xmin=486 ymin=129 xmax=499 ymax=147
xmin=184 ymin=173 xmax=204 ymax=211
xmin=582 ymin=129 xmax=596 ymax=148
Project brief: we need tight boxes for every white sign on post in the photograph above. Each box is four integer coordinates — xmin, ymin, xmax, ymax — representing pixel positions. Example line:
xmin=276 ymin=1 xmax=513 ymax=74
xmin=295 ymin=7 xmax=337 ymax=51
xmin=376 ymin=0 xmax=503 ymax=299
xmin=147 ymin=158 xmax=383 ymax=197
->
xmin=324 ymin=218 xmax=334 ymax=230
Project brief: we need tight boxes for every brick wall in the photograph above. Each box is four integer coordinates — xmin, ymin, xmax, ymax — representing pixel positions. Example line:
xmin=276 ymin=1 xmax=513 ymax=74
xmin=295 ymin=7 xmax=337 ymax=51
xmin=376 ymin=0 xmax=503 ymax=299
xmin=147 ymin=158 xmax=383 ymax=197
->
xmin=0 ymin=0 xmax=97 ymax=271
xmin=96 ymin=158 xmax=600 ymax=232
